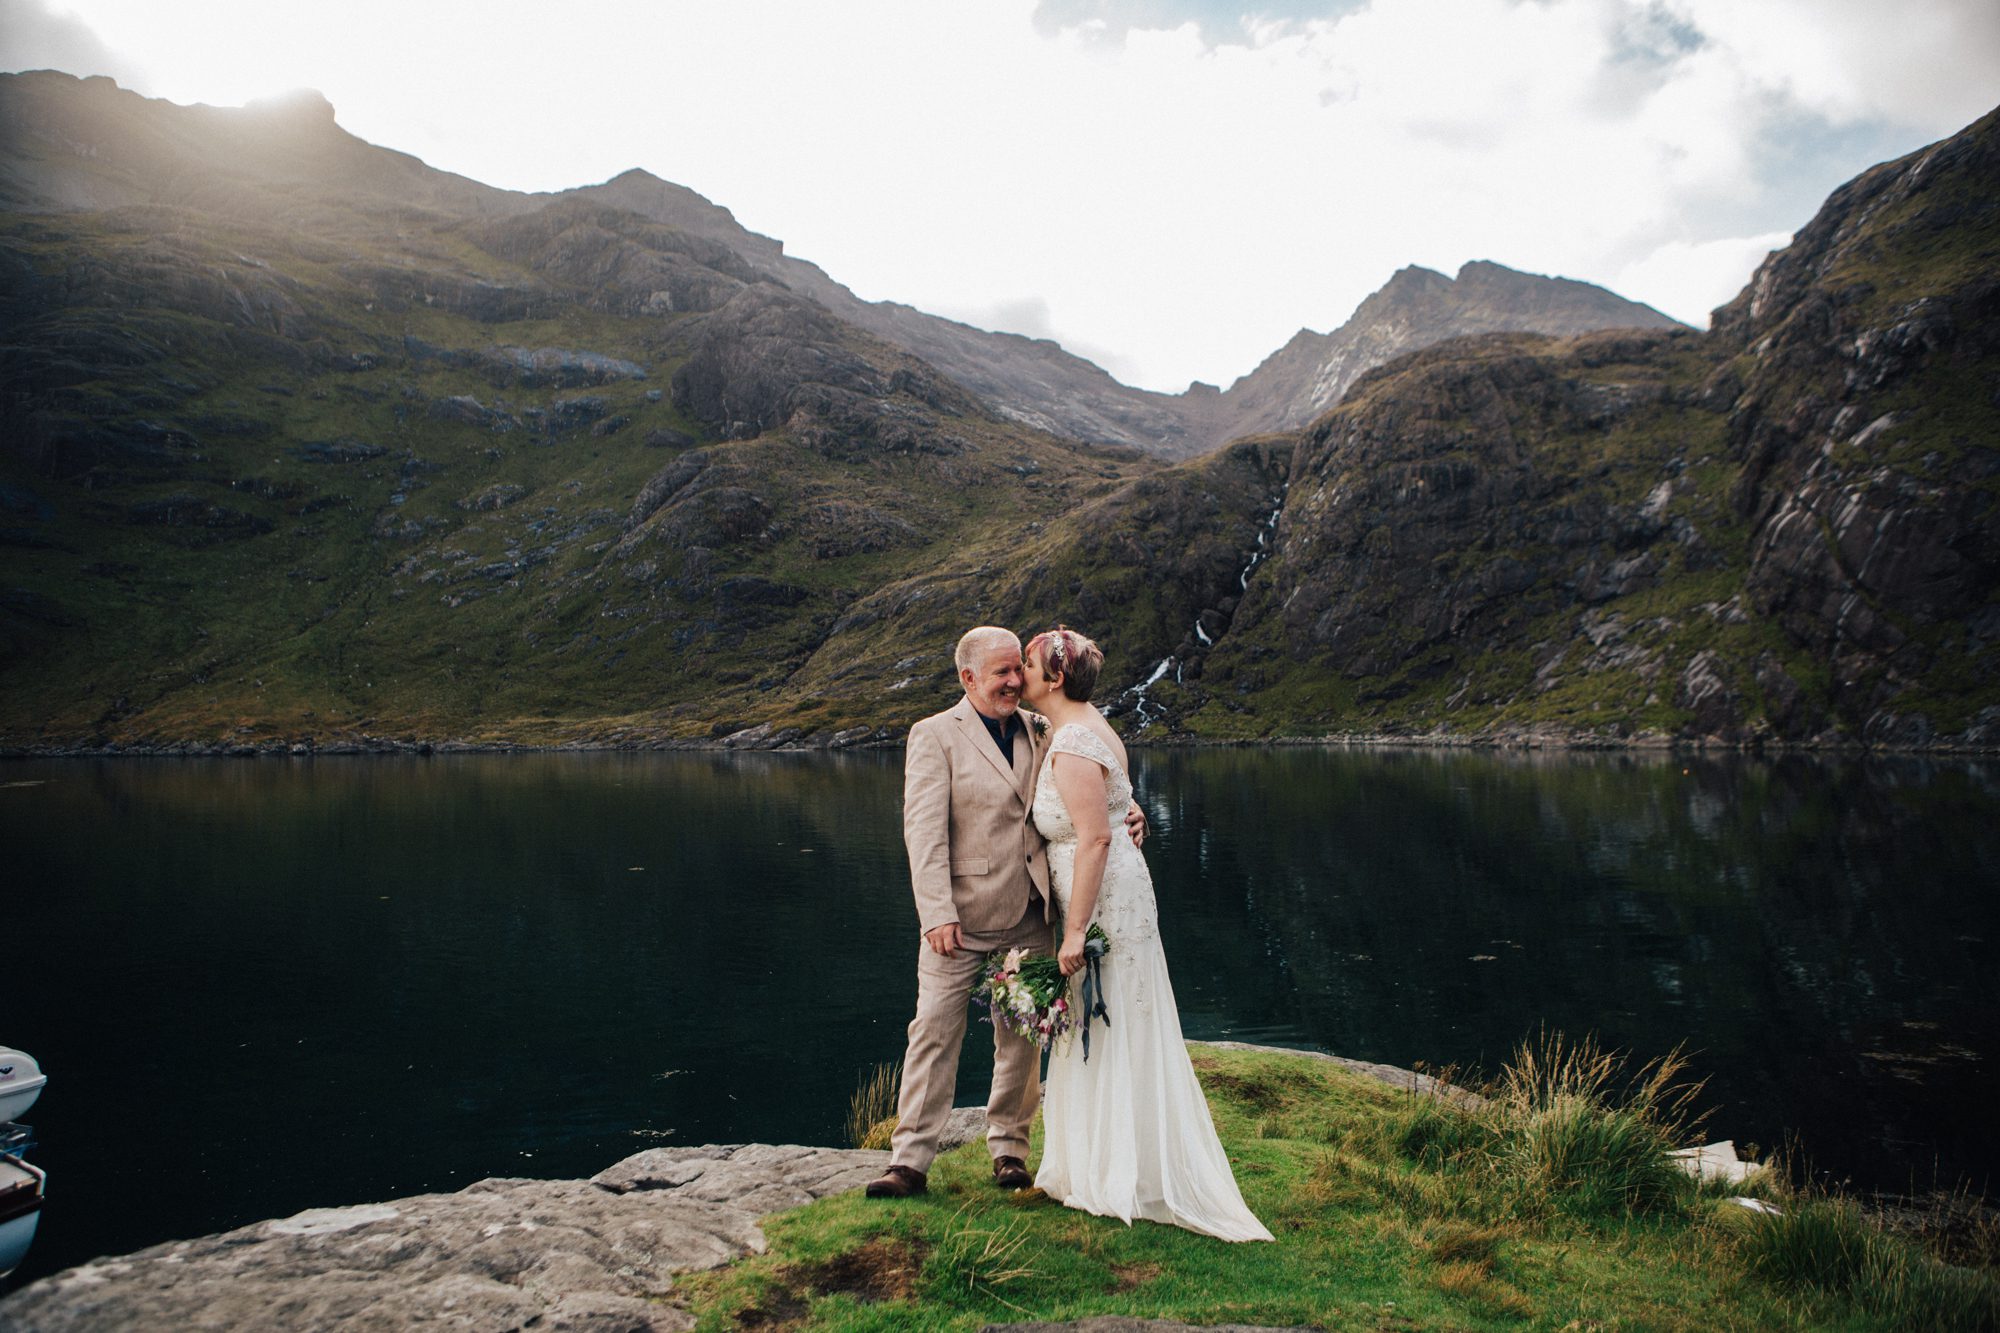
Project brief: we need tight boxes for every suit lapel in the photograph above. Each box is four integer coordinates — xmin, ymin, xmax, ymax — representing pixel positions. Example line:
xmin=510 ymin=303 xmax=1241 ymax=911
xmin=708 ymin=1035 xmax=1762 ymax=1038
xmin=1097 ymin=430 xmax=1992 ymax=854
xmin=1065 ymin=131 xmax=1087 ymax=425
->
xmin=1009 ymin=717 xmax=1034 ymax=796
xmin=953 ymin=697 xmax=1020 ymax=787
xmin=1018 ymin=711 xmax=1044 ymax=799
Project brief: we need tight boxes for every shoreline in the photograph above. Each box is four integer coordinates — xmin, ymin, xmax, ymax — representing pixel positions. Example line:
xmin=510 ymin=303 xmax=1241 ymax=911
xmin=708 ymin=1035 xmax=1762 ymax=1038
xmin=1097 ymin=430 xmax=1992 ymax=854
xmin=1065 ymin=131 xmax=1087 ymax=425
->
xmin=5 ymin=730 xmax=1998 ymax=760
xmin=0 ymin=1042 xmax=1446 ymax=1326
xmin=1 ymin=1041 xmax=1982 ymax=1330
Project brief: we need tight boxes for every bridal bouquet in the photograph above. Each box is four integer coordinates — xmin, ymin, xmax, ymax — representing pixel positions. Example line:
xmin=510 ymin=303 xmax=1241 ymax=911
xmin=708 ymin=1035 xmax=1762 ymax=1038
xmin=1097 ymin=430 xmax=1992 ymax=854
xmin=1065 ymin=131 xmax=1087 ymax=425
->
xmin=976 ymin=924 xmax=1111 ymax=1054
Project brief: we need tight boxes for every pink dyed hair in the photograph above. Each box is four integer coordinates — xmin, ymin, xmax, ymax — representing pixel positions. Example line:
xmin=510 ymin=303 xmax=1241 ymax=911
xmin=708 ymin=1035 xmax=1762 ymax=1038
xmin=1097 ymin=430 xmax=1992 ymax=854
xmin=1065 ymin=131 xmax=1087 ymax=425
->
xmin=1024 ymin=624 xmax=1104 ymax=701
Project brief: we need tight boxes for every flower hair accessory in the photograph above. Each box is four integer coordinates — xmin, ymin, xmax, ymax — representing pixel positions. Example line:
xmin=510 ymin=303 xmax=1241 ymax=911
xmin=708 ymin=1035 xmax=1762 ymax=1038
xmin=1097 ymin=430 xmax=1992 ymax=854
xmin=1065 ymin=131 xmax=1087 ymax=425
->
xmin=1035 ymin=625 xmax=1076 ymax=677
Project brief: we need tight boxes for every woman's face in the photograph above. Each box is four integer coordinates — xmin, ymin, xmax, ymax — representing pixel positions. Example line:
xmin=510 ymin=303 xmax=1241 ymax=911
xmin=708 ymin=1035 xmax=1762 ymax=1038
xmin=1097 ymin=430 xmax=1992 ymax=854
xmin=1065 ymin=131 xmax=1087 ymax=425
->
xmin=1020 ymin=643 xmax=1058 ymax=708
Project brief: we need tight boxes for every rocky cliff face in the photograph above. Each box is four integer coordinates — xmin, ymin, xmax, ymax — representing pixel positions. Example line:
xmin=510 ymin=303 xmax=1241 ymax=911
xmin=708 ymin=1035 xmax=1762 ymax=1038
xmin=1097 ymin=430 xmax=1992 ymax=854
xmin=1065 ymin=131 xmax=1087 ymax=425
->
xmin=1167 ymin=328 xmax=1744 ymax=739
xmin=1707 ymin=111 xmax=2000 ymax=746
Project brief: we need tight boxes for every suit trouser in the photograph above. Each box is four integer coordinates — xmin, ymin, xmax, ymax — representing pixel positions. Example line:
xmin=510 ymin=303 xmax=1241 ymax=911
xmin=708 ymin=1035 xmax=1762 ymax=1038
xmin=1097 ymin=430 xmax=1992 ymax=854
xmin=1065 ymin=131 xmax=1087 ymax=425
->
xmin=888 ymin=898 xmax=1054 ymax=1173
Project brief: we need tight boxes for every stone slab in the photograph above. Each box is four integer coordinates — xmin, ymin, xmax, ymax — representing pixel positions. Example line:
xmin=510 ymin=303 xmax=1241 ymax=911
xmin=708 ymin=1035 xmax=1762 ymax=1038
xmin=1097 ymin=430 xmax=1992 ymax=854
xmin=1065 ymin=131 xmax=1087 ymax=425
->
xmin=0 ymin=1146 xmax=885 ymax=1333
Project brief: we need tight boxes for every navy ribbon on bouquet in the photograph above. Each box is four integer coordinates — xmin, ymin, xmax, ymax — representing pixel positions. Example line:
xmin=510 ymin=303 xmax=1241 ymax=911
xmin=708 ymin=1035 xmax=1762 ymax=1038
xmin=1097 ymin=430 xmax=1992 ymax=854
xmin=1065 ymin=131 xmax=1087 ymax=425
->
xmin=1079 ymin=936 xmax=1111 ymax=1062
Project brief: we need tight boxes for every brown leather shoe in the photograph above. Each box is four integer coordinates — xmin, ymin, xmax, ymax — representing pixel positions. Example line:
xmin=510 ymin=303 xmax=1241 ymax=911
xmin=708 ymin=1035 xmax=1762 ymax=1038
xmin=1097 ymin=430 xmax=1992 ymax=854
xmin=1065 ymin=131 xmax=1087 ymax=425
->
xmin=992 ymin=1155 xmax=1032 ymax=1189
xmin=865 ymin=1164 xmax=928 ymax=1198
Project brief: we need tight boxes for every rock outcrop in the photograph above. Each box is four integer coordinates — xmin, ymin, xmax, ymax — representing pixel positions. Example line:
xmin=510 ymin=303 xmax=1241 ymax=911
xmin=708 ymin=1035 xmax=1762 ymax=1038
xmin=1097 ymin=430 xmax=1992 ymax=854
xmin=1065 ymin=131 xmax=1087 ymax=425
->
xmin=666 ymin=284 xmax=981 ymax=447
xmin=0 ymin=1058 xmax=1442 ymax=1330
xmin=0 ymin=1144 xmax=885 ymax=1332
xmin=0 ymin=1100 xmax=1013 ymax=1330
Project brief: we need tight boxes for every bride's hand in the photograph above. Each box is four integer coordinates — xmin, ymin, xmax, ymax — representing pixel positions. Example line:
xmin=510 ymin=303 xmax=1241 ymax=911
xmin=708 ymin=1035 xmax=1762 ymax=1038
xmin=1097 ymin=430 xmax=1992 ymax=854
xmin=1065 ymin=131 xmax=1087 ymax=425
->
xmin=1058 ymin=932 xmax=1087 ymax=977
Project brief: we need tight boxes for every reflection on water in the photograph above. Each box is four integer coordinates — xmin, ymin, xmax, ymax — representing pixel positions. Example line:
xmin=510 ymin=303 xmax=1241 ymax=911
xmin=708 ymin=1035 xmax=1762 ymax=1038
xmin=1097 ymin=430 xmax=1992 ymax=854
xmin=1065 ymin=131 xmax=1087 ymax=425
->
xmin=1140 ymin=748 xmax=1998 ymax=1200
xmin=2 ymin=749 xmax=1994 ymax=1286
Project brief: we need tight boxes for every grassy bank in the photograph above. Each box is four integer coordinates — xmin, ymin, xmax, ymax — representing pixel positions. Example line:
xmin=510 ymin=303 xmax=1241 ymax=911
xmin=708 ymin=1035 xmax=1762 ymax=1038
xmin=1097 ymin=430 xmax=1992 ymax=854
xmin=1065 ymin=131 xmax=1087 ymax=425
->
xmin=679 ymin=1042 xmax=1997 ymax=1332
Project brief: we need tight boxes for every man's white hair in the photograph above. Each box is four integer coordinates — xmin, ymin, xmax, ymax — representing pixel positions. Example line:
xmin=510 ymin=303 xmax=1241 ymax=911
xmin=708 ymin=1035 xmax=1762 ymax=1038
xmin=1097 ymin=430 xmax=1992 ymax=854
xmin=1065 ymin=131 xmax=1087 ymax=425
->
xmin=954 ymin=625 xmax=1020 ymax=674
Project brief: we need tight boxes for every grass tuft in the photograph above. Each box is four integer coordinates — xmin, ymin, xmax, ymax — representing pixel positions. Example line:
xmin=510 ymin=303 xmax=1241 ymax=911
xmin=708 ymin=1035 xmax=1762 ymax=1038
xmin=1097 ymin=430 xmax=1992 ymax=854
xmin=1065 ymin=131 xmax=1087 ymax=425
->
xmin=1426 ymin=1220 xmax=1509 ymax=1267
xmin=923 ymin=1204 xmax=1039 ymax=1311
xmin=1504 ymin=1092 xmax=1688 ymax=1217
xmin=844 ymin=1061 xmax=899 ymax=1151
xmin=1490 ymin=1030 xmax=1707 ymax=1219
xmin=1389 ymin=1086 xmax=1497 ymax=1169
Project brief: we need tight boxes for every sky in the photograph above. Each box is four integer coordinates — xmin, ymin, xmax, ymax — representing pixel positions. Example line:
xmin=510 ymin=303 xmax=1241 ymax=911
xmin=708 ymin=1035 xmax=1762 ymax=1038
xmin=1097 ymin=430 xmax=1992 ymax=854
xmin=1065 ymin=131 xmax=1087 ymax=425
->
xmin=4 ymin=1 xmax=1998 ymax=392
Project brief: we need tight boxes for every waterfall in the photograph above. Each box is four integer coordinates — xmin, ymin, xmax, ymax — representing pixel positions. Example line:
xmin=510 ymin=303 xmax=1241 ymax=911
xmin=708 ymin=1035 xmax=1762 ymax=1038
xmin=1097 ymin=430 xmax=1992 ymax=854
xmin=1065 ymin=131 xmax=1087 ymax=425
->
xmin=1119 ymin=496 xmax=1284 ymax=732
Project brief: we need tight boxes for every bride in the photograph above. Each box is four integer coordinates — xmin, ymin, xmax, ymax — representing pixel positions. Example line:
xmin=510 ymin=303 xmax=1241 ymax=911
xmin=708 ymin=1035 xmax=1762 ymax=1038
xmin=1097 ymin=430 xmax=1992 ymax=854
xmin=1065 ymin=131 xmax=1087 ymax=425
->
xmin=1020 ymin=625 xmax=1273 ymax=1243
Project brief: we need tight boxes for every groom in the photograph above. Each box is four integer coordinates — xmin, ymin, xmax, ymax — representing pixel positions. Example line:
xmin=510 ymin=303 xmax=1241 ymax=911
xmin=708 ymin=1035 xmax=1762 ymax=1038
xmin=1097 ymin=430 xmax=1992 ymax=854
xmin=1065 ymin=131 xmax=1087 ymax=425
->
xmin=867 ymin=626 xmax=1139 ymax=1199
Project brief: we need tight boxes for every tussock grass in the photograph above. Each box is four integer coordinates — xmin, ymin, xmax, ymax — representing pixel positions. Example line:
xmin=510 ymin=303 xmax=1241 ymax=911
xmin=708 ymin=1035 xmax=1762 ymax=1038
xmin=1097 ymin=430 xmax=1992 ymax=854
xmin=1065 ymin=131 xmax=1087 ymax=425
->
xmin=1734 ymin=1191 xmax=2000 ymax=1330
xmin=1358 ymin=1031 xmax=1707 ymax=1225
xmin=1501 ymin=1035 xmax=1696 ymax=1212
xmin=679 ymin=1039 xmax=1996 ymax=1332
xmin=845 ymin=1061 xmax=900 ymax=1151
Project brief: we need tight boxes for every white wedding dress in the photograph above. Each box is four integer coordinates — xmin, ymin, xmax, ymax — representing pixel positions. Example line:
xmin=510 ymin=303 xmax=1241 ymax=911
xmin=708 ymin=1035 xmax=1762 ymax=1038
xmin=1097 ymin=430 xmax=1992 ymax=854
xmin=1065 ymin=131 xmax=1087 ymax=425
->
xmin=1032 ymin=722 xmax=1274 ymax=1242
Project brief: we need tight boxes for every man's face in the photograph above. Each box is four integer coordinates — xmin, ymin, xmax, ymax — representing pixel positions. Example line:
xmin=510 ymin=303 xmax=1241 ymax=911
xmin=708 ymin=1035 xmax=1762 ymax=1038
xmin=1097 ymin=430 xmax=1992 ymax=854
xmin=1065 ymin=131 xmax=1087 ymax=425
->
xmin=962 ymin=642 xmax=1025 ymax=718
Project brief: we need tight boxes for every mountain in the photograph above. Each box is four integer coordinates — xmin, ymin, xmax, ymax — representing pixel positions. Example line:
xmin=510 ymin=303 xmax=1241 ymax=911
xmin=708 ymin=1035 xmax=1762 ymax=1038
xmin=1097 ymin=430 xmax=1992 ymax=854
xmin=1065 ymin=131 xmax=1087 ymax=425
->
xmin=0 ymin=72 xmax=1678 ymax=458
xmin=545 ymin=181 xmax=1680 ymax=459
xmin=1209 ymin=260 xmax=1684 ymax=442
xmin=0 ymin=71 xmax=1268 ymax=748
xmin=1 ymin=70 xmax=1994 ymax=751
xmin=545 ymin=163 xmax=1684 ymax=458
xmin=1134 ymin=106 xmax=2000 ymax=747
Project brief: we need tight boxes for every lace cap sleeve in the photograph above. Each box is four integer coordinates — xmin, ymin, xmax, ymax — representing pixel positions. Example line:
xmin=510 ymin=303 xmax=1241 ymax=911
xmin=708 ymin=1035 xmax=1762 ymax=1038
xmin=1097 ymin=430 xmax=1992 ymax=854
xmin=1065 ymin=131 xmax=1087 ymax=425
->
xmin=1048 ymin=723 xmax=1119 ymax=773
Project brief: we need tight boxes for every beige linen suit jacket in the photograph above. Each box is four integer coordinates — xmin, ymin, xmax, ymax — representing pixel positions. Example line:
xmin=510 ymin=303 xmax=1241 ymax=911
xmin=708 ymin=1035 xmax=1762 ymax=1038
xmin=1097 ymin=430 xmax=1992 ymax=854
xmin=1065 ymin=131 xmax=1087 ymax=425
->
xmin=902 ymin=696 xmax=1053 ymax=935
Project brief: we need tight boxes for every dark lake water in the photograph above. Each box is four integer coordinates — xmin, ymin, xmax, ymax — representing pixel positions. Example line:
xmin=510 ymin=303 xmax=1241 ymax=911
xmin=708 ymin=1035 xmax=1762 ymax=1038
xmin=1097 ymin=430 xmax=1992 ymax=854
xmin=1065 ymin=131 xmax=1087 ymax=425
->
xmin=2 ymin=748 xmax=1995 ymax=1289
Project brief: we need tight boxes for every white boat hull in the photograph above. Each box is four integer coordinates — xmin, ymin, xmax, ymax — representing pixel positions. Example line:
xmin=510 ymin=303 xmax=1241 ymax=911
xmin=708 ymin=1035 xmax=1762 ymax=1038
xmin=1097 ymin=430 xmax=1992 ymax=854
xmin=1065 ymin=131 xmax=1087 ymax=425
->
xmin=0 ymin=1155 xmax=45 ymax=1280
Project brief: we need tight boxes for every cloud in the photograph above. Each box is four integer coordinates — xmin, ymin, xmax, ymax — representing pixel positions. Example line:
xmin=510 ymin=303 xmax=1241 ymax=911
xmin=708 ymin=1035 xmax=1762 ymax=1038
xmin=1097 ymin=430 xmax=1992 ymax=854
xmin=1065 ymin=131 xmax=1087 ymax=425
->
xmin=12 ymin=0 xmax=2000 ymax=392
xmin=0 ymin=0 xmax=143 ymax=83
xmin=1611 ymin=230 xmax=1794 ymax=328
xmin=932 ymin=295 xmax=1148 ymax=384
xmin=942 ymin=296 xmax=1061 ymax=342
xmin=1029 ymin=0 xmax=1367 ymax=47
xmin=1662 ymin=0 xmax=2000 ymax=130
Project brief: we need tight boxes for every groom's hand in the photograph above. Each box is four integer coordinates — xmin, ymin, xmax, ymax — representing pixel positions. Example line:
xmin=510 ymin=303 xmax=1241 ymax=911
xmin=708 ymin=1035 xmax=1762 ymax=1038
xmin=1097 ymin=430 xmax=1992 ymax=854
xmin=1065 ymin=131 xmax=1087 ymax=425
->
xmin=1124 ymin=802 xmax=1147 ymax=847
xmin=925 ymin=922 xmax=965 ymax=958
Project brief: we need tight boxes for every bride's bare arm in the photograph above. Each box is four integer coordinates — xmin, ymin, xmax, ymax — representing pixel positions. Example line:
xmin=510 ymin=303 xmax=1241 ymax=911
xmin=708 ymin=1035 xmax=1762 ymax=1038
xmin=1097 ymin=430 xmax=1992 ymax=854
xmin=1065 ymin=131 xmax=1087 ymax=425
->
xmin=1052 ymin=751 xmax=1114 ymax=977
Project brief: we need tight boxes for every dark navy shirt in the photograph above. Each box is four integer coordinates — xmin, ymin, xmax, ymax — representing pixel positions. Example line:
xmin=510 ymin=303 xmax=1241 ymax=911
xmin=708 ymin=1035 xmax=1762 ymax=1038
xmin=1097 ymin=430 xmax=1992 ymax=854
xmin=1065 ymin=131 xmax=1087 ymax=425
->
xmin=975 ymin=708 xmax=1024 ymax=766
